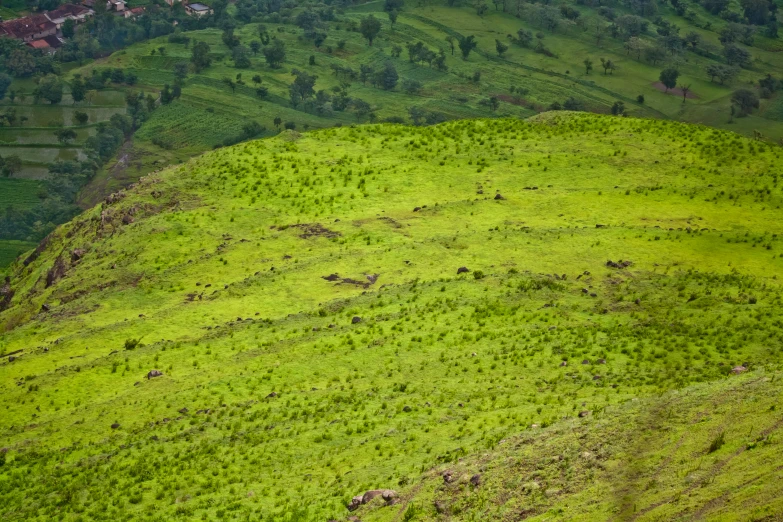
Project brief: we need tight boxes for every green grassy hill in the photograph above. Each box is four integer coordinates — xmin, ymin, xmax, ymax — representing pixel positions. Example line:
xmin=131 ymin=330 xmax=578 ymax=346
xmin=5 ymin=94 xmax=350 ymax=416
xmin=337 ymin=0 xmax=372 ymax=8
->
xmin=3 ymin=0 xmax=782 ymax=271
xmin=71 ymin=0 xmax=783 ymax=208
xmin=1 ymin=113 xmax=782 ymax=521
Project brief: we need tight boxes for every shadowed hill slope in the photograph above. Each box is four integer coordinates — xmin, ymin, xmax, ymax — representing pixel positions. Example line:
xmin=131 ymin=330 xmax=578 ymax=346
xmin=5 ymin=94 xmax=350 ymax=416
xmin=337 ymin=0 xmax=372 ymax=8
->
xmin=363 ymin=370 xmax=783 ymax=521
xmin=1 ymin=113 xmax=783 ymax=521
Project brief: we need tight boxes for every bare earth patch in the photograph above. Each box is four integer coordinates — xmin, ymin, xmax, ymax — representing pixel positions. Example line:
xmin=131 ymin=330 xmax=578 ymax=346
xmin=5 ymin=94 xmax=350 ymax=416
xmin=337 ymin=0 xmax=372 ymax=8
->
xmin=652 ymin=82 xmax=699 ymax=99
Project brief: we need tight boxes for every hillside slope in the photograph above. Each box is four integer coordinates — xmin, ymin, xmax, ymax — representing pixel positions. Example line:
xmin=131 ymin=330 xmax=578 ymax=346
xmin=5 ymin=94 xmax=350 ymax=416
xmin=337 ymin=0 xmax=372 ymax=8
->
xmin=364 ymin=371 xmax=783 ymax=521
xmin=73 ymin=1 xmax=783 ymax=207
xmin=1 ymin=113 xmax=783 ymax=521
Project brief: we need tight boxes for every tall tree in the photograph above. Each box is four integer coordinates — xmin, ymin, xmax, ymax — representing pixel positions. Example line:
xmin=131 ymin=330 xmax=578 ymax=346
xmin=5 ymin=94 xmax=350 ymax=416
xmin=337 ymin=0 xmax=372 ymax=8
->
xmin=495 ymin=39 xmax=508 ymax=57
xmin=289 ymin=69 xmax=317 ymax=109
xmin=34 ymin=75 xmax=63 ymax=105
xmin=376 ymin=61 xmax=398 ymax=90
xmin=360 ymin=15 xmax=382 ymax=46
xmin=55 ymin=128 xmax=77 ymax=144
xmin=599 ymin=57 xmax=616 ymax=75
xmin=445 ymin=36 xmax=455 ymax=55
xmin=723 ymin=44 xmax=751 ymax=68
xmin=62 ymin=18 xmax=75 ymax=38
xmin=659 ymin=68 xmax=679 ymax=92
xmin=679 ymin=83 xmax=691 ymax=101
xmin=191 ymin=41 xmax=212 ymax=73
xmin=732 ymin=88 xmax=759 ymax=115
xmin=458 ymin=35 xmax=478 ymax=59
xmin=222 ymin=28 xmax=240 ymax=49
xmin=263 ymin=40 xmax=286 ymax=68
xmin=173 ymin=62 xmax=189 ymax=82
xmin=583 ymin=58 xmax=593 ymax=75
xmin=70 ymin=75 xmax=86 ymax=104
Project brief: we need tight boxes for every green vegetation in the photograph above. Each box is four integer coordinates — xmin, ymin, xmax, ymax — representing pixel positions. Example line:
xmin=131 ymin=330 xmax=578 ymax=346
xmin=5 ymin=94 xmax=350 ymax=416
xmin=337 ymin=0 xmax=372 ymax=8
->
xmin=2 ymin=0 xmax=783 ymax=267
xmin=65 ymin=0 xmax=783 ymax=212
xmin=0 ymin=178 xmax=41 ymax=211
xmin=372 ymin=371 xmax=783 ymax=520
xmin=1 ymin=114 xmax=783 ymax=520
xmin=0 ymin=240 xmax=36 ymax=271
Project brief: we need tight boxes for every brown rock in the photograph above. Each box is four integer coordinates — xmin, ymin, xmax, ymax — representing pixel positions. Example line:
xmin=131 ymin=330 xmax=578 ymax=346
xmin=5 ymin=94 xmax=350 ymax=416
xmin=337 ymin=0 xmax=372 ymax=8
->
xmin=361 ymin=490 xmax=385 ymax=504
xmin=70 ymin=249 xmax=85 ymax=262
xmin=347 ymin=495 xmax=363 ymax=511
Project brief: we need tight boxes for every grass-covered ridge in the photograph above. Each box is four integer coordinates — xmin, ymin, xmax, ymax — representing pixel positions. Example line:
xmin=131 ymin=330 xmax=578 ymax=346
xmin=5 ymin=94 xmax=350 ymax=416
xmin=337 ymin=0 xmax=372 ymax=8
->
xmin=1 ymin=113 xmax=783 ymax=521
xmin=72 ymin=0 xmax=783 ymax=207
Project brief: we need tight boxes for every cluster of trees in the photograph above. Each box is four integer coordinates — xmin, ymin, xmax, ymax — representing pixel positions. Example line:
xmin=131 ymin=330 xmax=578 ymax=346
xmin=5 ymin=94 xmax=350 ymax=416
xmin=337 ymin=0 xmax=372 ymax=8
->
xmin=406 ymin=42 xmax=448 ymax=69
xmin=600 ymin=12 xmax=757 ymax=71
xmin=218 ymin=121 xmax=266 ymax=148
xmin=287 ymin=69 xmax=376 ymax=121
xmin=701 ymin=0 xmax=778 ymax=36
xmin=0 ymin=39 xmax=57 ymax=78
xmin=190 ymin=26 xmax=287 ymax=73
xmin=408 ymin=106 xmax=447 ymax=126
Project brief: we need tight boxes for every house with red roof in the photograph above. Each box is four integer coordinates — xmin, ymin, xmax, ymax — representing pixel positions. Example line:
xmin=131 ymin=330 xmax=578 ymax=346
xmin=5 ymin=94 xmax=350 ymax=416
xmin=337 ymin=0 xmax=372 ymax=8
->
xmin=45 ymin=3 xmax=93 ymax=29
xmin=0 ymin=14 xmax=57 ymax=43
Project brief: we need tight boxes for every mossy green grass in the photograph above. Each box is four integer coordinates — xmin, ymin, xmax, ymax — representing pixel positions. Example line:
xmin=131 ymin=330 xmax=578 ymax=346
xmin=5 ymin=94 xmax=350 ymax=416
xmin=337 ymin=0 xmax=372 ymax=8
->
xmin=1 ymin=113 xmax=782 ymax=520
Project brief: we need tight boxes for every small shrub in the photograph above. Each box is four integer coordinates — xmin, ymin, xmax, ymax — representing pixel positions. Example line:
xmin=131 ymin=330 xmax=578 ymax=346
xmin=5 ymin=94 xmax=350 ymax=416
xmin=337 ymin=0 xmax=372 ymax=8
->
xmin=402 ymin=503 xmax=420 ymax=522
xmin=708 ymin=431 xmax=725 ymax=453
